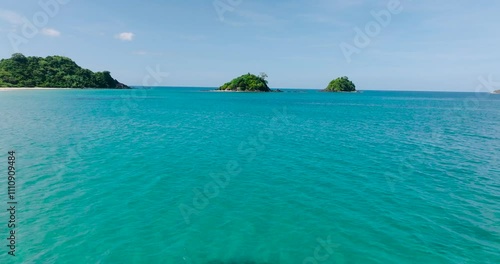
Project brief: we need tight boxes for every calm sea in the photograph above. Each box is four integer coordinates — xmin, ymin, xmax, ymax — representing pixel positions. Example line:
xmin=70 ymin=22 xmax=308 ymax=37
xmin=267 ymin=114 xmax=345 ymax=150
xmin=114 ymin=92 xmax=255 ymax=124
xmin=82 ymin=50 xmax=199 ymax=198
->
xmin=0 ymin=88 xmax=499 ymax=263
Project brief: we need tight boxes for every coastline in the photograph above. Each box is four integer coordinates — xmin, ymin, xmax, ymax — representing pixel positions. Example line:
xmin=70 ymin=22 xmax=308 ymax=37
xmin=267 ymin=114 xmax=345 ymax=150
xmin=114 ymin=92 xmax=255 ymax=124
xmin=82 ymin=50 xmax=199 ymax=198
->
xmin=0 ymin=87 xmax=74 ymax=91
xmin=0 ymin=87 xmax=130 ymax=91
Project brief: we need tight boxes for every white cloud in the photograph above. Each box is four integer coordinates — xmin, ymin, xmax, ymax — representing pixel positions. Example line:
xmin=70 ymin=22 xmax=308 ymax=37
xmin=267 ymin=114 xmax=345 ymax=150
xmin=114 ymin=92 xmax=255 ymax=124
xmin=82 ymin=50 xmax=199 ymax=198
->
xmin=116 ymin=32 xmax=134 ymax=41
xmin=41 ymin=28 xmax=61 ymax=37
xmin=133 ymin=50 xmax=164 ymax=56
xmin=0 ymin=9 xmax=25 ymax=32
xmin=297 ymin=14 xmax=349 ymax=27
xmin=229 ymin=10 xmax=286 ymax=29
xmin=316 ymin=0 xmax=367 ymax=10
xmin=0 ymin=9 xmax=24 ymax=25
xmin=180 ymin=34 xmax=206 ymax=42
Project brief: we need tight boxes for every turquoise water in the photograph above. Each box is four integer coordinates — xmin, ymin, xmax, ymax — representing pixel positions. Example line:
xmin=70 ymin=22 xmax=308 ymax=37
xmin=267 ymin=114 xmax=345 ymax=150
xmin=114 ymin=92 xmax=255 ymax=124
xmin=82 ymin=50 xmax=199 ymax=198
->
xmin=0 ymin=88 xmax=499 ymax=263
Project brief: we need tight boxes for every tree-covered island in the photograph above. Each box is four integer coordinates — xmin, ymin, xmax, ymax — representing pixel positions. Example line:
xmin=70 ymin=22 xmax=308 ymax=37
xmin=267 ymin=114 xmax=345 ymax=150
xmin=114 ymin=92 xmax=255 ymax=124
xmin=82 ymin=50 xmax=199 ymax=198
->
xmin=0 ymin=53 xmax=129 ymax=88
xmin=324 ymin=76 xmax=356 ymax=92
xmin=218 ymin=73 xmax=274 ymax=92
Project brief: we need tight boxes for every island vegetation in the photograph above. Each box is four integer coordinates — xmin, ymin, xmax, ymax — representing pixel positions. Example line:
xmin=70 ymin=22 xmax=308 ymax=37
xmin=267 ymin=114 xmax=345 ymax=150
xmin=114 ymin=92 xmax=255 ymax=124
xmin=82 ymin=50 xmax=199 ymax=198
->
xmin=219 ymin=73 xmax=272 ymax=92
xmin=0 ymin=53 xmax=128 ymax=88
xmin=324 ymin=76 xmax=356 ymax=92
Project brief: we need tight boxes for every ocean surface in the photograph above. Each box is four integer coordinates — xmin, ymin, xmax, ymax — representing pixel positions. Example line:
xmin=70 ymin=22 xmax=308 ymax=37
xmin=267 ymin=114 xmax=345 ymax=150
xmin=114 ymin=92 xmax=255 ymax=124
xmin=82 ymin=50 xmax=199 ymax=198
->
xmin=0 ymin=88 xmax=499 ymax=263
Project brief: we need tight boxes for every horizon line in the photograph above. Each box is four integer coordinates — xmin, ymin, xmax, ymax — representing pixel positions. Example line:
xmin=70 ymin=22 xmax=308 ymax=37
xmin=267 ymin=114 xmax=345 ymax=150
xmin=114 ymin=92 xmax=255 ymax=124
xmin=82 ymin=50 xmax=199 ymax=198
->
xmin=129 ymin=86 xmax=490 ymax=93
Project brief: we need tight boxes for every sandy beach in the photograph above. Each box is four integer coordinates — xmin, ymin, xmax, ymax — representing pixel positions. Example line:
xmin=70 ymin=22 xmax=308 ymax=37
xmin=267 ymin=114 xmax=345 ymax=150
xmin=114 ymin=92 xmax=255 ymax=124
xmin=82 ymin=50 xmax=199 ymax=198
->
xmin=0 ymin=87 xmax=75 ymax=91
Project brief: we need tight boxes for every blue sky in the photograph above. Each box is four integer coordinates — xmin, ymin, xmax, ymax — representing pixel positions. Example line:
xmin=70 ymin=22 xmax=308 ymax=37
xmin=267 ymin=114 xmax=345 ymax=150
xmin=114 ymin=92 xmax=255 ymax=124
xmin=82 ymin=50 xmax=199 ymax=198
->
xmin=0 ymin=0 xmax=499 ymax=91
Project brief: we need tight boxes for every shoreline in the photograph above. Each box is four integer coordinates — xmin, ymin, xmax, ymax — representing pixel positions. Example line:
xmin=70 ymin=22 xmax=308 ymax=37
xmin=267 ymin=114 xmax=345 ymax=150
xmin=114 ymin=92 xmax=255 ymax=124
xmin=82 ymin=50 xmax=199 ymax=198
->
xmin=0 ymin=87 xmax=129 ymax=91
xmin=0 ymin=87 xmax=74 ymax=91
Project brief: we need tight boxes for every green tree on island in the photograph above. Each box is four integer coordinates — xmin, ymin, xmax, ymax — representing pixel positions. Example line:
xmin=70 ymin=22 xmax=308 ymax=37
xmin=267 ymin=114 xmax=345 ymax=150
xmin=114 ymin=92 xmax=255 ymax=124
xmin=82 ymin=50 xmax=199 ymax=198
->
xmin=0 ymin=53 xmax=129 ymax=88
xmin=219 ymin=73 xmax=271 ymax=92
xmin=324 ymin=76 xmax=356 ymax=92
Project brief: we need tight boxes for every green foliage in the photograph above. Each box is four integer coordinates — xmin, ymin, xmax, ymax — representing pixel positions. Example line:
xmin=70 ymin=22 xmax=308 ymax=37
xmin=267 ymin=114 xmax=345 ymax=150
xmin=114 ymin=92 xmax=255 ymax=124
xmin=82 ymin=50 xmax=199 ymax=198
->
xmin=324 ymin=76 xmax=356 ymax=92
xmin=0 ymin=53 xmax=128 ymax=88
xmin=219 ymin=73 xmax=271 ymax=92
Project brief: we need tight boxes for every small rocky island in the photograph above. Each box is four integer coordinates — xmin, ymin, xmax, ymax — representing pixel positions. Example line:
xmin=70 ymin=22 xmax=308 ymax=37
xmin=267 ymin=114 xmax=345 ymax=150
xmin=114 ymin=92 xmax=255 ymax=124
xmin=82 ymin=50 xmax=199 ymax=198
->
xmin=324 ymin=76 xmax=356 ymax=92
xmin=493 ymin=90 xmax=500 ymax=94
xmin=219 ymin=73 xmax=273 ymax=92
xmin=0 ymin=53 xmax=128 ymax=89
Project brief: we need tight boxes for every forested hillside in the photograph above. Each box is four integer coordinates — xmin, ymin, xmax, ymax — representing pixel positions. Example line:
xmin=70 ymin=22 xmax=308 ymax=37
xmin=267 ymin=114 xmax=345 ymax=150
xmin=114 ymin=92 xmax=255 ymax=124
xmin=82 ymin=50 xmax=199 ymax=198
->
xmin=0 ymin=53 xmax=128 ymax=88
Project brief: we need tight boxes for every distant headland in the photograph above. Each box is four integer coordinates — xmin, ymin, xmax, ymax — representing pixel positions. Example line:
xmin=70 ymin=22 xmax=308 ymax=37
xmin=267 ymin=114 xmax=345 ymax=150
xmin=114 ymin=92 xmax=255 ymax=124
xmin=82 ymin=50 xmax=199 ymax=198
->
xmin=0 ymin=53 xmax=129 ymax=89
xmin=493 ymin=90 xmax=500 ymax=94
xmin=323 ymin=76 xmax=356 ymax=92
